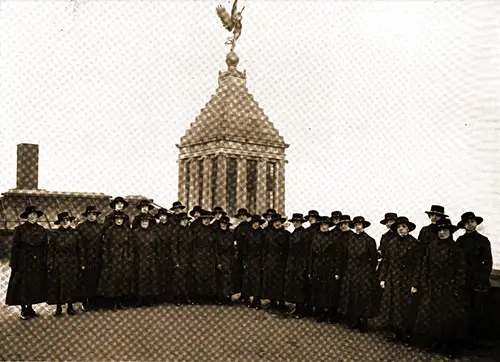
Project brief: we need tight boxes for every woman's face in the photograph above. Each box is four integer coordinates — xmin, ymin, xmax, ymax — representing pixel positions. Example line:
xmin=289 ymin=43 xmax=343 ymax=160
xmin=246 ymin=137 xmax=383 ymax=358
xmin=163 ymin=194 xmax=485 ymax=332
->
xmin=320 ymin=223 xmax=330 ymax=232
xmin=464 ymin=219 xmax=477 ymax=232
xmin=202 ymin=218 xmax=211 ymax=226
xmin=27 ymin=212 xmax=38 ymax=224
xmin=252 ymin=221 xmax=260 ymax=229
xmin=293 ymin=221 xmax=302 ymax=229
xmin=115 ymin=202 xmax=124 ymax=211
xmin=87 ymin=213 xmax=97 ymax=222
xmin=61 ymin=218 xmax=71 ymax=228
xmin=386 ymin=219 xmax=395 ymax=229
xmin=354 ymin=222 xmax=364 ymax=234
xmin=438 ymin=228 xmax=451 ymax=240
xmin=220 ymin=222 xmax=228 ymax=230
xmin=273 ymin=220 xmax=282 ymax=229
xmin=339 ymin=222 xmax=350 ymax=232
xmin=140 ymin=220 xmax=149 ymax=229
xmin=159 ymin=215 xmax=168 ymax=223
xmin=397 ymin=224 xmax=409 ymax=236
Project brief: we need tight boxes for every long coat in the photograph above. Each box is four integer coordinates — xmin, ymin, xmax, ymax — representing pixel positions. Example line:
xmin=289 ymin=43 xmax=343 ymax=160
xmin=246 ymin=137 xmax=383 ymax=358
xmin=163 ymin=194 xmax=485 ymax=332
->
xmin=103 ymin=211 xmax=130 ymax=230
xmin=46 ymin=227 xmax=84 ymax=304
xmin=192 ymin=224 xmax=218 ymax=297
xmin=456 ymin=230 xmax=493 ymax=292
xmin=261 ymin=227 xmax=290 ymax=300
xmin=338 ymin=232 xmax=378 ymax=319
xmin=5 ymin=222 xmax=48 ymax=306
xmin=309 ymin=230 xmax=340 ymax=309
xmin=97 ymin=224 xmax=133 ymax=298
xmin=156 ymin=222 xmax=176 ymax=296
xmin=76 ymin=220 xmax=104 ymax=299
xmin=415 ymin=238 xmax=467 ymax=340
xmin=132 ymin=227 xmax=161 ymax=297
xmin=284 ymin=226 xmax=309 ymax=303
xmin=171 ymin=225 xmax=193 ymax=298
xmin=241 ymin=227 xmax=264 ymax=297
xmin=418 ymin=224 xmax=438 ymax=248
xmin=379 ymin=234 xmax=424 ymax=331
xmin=233 ymin=221 xmax=251 ymax=293
xmin=378 ymin=229 xmax=397 ymax=261
xmin=215 ymin=229 xmax=236 ymax=297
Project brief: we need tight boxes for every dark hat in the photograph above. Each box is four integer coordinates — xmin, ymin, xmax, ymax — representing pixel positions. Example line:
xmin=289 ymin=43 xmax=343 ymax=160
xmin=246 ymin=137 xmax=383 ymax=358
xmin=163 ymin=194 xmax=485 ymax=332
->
xmin=318 ymin=216 xmax=334 ymax=227
xmin=170 ymin=201 xmax=186 ymax=210
xmin=235 ymin=208 xmax=251 ymax=217
xmin=457 ymin=212 xmax=483 ymax=229
xmin=289 ymin=213 xmax=306 ymax=223
xmin=262 ymin=208 xmax=277 ymax=218
xmin=350 ymin=216 xmax=371 ymax=229
xmin=380 ymin=212 xmax=398 ymax=225
xmin=54 ymin=212 xmax=75 ymax=225
xmin=436 ymin=218 xmax=459 ymax=233
xmin=112 ymin=211 xmax=127 ymax=220
xmin=199 ymin=210 xmax=214 ymax=219
xmin=110 ymin=197 xmax=129 ymax=209
xmin=136 ymin=199 xmax=154 ymax=211
xmin=137 ymin=213 xmax=153 ymax=222
xmin=155 ymin=208 xmax=171 ymax=219
xmin=330 ymin=211 xmax=342 ymax=219
xmin=390 ymin=216 xmax=416 ymax=232
xmin=249 ymin=214 xmax=266 ymax=225
xmin=338 ymin=214 xmax=352 ymax=225
xmin=175 ymin=212 xmax=190 ymax=221
xmin=304 ymin=210 xmax=320 ymax=221
xmin=219 ymin=215 xmax=232 ymax=226
xmin=425 ymin=205 xmax=448 ymax=217
xmin=189 ymin=205 xmax=203 ymax=217
xmin=270 ymin=213 xmax=287 ymax=223
xmin=20 ymin=205 xmax=44 ymax=219
xmin=82 ymin=205 xmax=102 ymax=217
xmin=213 ymin=206 xmax=226 ymax=215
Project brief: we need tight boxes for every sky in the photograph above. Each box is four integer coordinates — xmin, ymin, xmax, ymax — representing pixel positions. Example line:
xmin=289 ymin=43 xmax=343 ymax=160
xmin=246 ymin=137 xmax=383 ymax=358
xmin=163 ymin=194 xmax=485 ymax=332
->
xmin=0 ymin=0 xmax=499 ymax=266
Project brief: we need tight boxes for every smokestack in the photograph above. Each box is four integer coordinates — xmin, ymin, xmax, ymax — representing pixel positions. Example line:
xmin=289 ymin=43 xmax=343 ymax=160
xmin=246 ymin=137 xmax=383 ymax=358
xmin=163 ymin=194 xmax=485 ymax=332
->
xmin=16 ymin=143 xmax=39 ymax=190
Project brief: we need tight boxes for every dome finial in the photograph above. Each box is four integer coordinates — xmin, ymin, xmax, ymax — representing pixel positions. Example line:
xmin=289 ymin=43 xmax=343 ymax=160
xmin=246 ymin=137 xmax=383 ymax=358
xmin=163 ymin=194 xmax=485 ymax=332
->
xmin=226 ymin=51 xmax=239 ymax=69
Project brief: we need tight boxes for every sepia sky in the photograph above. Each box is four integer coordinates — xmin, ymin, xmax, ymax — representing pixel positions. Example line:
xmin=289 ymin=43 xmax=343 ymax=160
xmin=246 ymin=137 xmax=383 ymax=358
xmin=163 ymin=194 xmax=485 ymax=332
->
xmin=1 ymin=1 xmax=499 ymax=265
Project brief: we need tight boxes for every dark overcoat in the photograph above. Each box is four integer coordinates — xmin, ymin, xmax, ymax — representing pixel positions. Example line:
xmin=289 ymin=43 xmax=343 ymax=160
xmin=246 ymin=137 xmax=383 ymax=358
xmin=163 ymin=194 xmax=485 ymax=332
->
xmin=378 ymin=229 xmax=397 ymax=261
xmin=76 ymin=220 xmax=104 ymax=299
xmin=309 ymin=230 xmax=340 ymax=309
xmin=456 ymin=230 xmax=493 ymax=292
xmin=241 ymin=227 xmax=264 ymax=297
xmin=171 ymin=225 xmax=193 ymax=298
xmin=156 ymin=222 xmax=176 ymax=296
xmin=261 ymin=227 xmax=290 ymax=300
xmin=46 ymin=227 xmax=84 ymax=304
xmin=415 ymin=238 xmax=467 ymax=340
xmin=284 ymin=226 xmax=309 ymax=303
xmin=97 ymin=224 xmax=133 ymax=298
xmin=379 ymin=234 xmax=424 ymax=331
xmin=5 ymin=222 xmax=48 ymax=305
xmin=132 ymin=227 xmax=161 ymax=297
xmin=192 ymin=224 xmax=218 ymax=297
xmin=215 ymin=228 xmax=236 ymax=297
xmin=338 ymin=231 xmax=378 ymax=318
xmin=233 ymin=221 xmax=251 ymax=293
xmin=418 ymin=224 xmax=438 ymax=248
xmin=103 ymin=211 xmax=130 ymax=230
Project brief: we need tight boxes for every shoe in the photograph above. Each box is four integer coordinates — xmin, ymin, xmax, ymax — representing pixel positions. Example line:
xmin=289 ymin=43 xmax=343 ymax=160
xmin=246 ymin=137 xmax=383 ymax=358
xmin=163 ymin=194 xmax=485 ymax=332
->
xmin=386 ymin=333 xmax=398 ymax=343
xmin=27 ymin=307 xmax=39 ymax=318
xmin=67 ymin=306 xmax=77 ymax=315
xmin=20 ymin=310 xmax=31 ymax=320
xmin=54 ymin=306 xmax=63 ymax=317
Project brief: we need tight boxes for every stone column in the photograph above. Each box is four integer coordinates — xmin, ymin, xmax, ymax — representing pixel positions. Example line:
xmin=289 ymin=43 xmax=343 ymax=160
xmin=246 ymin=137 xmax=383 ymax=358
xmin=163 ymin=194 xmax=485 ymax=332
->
xmin=216 ymin=154 xmax=227 ymax=212
xmin=202 ymin=156 xmax=211 ymax=209
xmin=256 ymin=159 xmax=267 ymax=215
xmin=236 ymin=157 xmax=247 ymax=210
xmin=276 ymin=160 xmax=285 ymax=215
xmin=177 ymin=159 xmax=186 ymax=205
xmin=188 ymin=159 xmax=199 ymax=211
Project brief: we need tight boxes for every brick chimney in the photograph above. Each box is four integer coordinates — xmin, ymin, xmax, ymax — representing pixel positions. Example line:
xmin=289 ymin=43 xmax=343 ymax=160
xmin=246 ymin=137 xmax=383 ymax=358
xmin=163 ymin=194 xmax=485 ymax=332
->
xmin=16 ymin=143 xmax=39 ymax=190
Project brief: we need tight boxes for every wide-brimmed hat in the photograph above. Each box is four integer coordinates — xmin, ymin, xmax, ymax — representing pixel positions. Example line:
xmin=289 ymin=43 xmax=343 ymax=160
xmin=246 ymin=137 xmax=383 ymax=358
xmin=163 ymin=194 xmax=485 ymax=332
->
xmin=338 ymin=214 xmax=352 ymax=226
xmin=54 ymin=212 xmax=75 ymax=225
xmin=81 ymin=205 xmax=102 ymax=217
xmin=269 ymin=213 xmax=287 ymax=224
xmin=155 ymin=208 xmax=171 ymax=219
xmin=110 ymin=197 xmax=129 ymax=209
xmin=213 ymin=206 xmax=227 ymax=215
xmin=199 ymin=210 xmax=214 ymax=219
xmin=318 ymin=216 xmax=334 ymax=227
xmin=304 ymin=210 xmax=320 ymax=221
xmin=457 ymin=211 xmax=484 ymax=229
xmin=380 ymin=212 xmax=398 ymax=225
xmin=262 ymin=208 xmax=277 ymax=218
xmin=425 ymin=205 xmax=448 ymax=217
xmin=219 ymin=215 xmax=232 ymax=226
xmin=390 ymin=216 xmax=416 ymax=232
xmin=350 ymin=216 xmax=371 ymax=229
xmin=112 ymin=211 xmax=127 ymax=220
xmin=175 ymin=212 xmax=190 ymax=221
xmin=330 ymin=211 xmax=342 ymax=219
xmin=137 ymin=214 xmax=153 ymax=222
xmin=289 ymin=213 xmax=306 ymax=223
xmin=436 ymin=218 xmax=459 ymax=233
xmin=189 ymin=205 xmax=203 ymax=217
xmin=249 ymin=214 xmax=266 ymax=225
xmin=170 ymin=201 xmax=186 ymax=211
xmin=235 ymin=208 xmax=251 ymax=218
xmin=136 ymin=200 xmax=154 ymax=211
xmin=20 ymin=205 xmax=44 ymax=219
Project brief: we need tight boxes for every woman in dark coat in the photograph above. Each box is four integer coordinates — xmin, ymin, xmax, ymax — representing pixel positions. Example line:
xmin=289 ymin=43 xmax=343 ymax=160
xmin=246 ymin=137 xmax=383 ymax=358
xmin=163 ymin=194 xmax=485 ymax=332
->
xmin=5 ymin=206 xmax=49 ymax=320
xmin=155 ymin=208 xmax=175 ymax=302
xmin=233 ymin=208 xmax=252 ymax=302
xmin=97 ymin=211 xmax=133 ymax=311
xmin=284 ymin=213 xmax=309 ymax=317
xmin=104 ymin=196 xmax=130 ymax=229
xmin=171 ymin=212 xmax=193 ymax=305
xmin=338 ymin=216 xmax=378 ymax=332
xmin=415 ymin=218 xmax=467 ymax=358
xmin=76 ymin=205 xmax=104 ymax=311
xmin=191 ymin=210 xmax=218 ymax=303
xmin=47 ymin=212 xmax=84 ymax=316
xmin=261 ymin=213 xmax=290 ymax=311
xmin=379 ymin=216 xmax=423 ymax=344
xmin=309 ymin=216 xmax=340 ymax=322
xmin=241 ymin=214 xmax=265 ymax=309
xmin=132 ymin=214 xmax=161 ymax=306
xmin=215 ymin=216 xmax=236 ymax=304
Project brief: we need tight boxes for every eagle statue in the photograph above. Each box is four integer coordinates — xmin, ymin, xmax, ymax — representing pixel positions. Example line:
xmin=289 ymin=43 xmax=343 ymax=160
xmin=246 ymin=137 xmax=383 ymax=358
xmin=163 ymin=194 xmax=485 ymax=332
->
xmin=216 ymin=0 xmax=245 ymax=52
